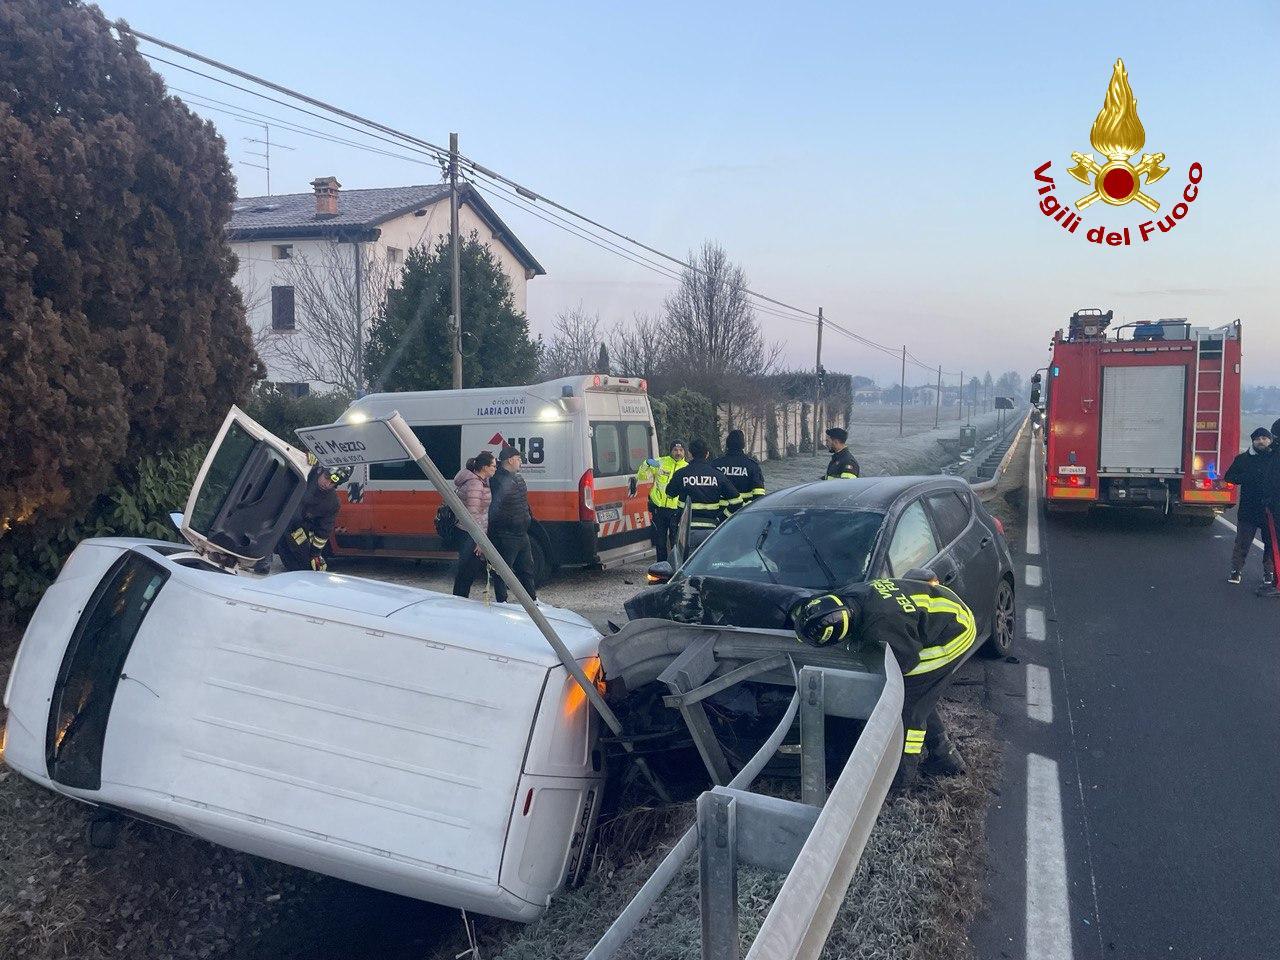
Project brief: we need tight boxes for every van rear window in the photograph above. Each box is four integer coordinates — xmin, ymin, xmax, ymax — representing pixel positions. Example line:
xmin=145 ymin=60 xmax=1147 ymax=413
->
xmin=371 ymin=425 xmax=461 ymax=481
xmin=591 ymin=421 xmax=653 ymax=477
xmin=46 ymin=552 xmax=169 ymax=790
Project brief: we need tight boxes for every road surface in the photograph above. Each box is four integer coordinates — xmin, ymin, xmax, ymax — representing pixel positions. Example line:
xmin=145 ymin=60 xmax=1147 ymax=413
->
xmin=973 ymin=439 xmax=1280 ymax=960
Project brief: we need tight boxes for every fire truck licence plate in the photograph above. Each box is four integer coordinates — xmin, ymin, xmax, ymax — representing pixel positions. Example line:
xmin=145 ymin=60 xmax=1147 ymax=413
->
xmin=1058 ymin=466 xmax=1087 ymax=475
xmin=597 ymin=505 xmax=622 ymax=522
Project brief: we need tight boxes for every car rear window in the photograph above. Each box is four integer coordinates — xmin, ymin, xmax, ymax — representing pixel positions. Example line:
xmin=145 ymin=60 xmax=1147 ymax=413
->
xmin=46 ymin=552 xmax=169 ymax=790
xmin=680 ymin=508 xmax=883 ymax=590
xmin=926 ymin=491 xmax=971 ymax=545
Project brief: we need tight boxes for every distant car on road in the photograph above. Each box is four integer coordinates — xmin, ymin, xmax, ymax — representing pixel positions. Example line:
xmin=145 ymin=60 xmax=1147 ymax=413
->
xmin=626 ymin=475 xmax=1017 ymax=658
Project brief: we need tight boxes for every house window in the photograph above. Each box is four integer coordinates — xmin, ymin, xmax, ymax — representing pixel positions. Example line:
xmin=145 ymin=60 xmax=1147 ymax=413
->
xmin=271 ymin=285 xmax=295 ymax=331
xmin=272 ymin=244 xmax=293 ymax=260
xmin=386 ymin=246 xmax=403 ymax=268
xmin=276 ymin=382 xmax=310 ymax=399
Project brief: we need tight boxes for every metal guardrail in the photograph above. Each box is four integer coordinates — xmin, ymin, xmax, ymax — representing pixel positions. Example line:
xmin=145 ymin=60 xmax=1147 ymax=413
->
xmin=970 ymin=412 xmax=1031 ymax=492
xmin=585 ymin=639 xmax=905 ymax=960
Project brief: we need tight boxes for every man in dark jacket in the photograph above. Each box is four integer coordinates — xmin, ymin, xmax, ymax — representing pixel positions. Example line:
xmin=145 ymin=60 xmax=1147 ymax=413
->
xmin=712 ymin=429 xmax=767 ymax=507
xmin=822 ymin=427 xmax=861 ymax=480
xmin=794 ymin=568 xmax=976 ymax=786
xmin=667 ymin=439 xmax=743 ymax=551
xmin=1256 ymin=418 xmax=1280 ymax=597
xmin=276 ymin=463 xmax=351 ymax=572
xmin=488 ymin=445 xmax=537 ymax=602
xmin=1224 ymin=428 xmax=1275 ymax=585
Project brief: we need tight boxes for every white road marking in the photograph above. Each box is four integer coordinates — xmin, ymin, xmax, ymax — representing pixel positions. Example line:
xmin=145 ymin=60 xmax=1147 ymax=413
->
xmin=1026 ymin=439 xmax=1041 ymax=556
xmin=1025 ymin=564 xmax=1042 ymax=587
xmin=1215 ymin=514 xmax=1264 ymax=551
xmin=1026 ymin=753 xmax=1074 ymax=960
xmin=1026 ymin=664 xmax=1053 ymax=723
xmin=1025 ymin=607 xmax=1046 ymax=641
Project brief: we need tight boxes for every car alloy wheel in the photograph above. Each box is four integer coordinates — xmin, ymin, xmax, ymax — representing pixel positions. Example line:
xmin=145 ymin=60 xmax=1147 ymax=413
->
xmin=982 ymin=578 xmax=1016 ymax=657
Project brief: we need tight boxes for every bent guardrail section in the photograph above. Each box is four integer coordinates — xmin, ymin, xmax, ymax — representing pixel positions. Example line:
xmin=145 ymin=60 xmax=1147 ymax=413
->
xmin=587 ymin=630 xmax=905 ymax=960
xmin=970 ymin=412 xmax=1031 ymax=491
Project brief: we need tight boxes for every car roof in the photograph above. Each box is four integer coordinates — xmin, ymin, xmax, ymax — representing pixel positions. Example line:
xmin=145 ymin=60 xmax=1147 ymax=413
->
xmin=750 ymin=475 xmax=969 ymax=511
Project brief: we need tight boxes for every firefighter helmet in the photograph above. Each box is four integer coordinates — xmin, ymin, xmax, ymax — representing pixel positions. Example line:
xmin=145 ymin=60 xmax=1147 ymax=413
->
xmin=794 ymin=593 xmax=855 ymax=647
xmin=326 ymin=464 xmax=353 ymax=486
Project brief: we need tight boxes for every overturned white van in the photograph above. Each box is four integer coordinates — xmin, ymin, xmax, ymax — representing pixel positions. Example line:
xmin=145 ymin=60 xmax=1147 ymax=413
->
xmin=1 ymin=409 xmax=604 ymax=920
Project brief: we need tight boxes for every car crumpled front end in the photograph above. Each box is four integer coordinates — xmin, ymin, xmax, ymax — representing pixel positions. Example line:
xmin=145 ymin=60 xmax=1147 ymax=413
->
xmin=623 ymin=574 xmax=817 ymax=630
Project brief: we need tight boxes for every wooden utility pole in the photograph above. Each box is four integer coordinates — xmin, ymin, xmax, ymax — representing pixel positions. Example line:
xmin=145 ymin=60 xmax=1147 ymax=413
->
xmin=449 ymin=132 xmax=463 ymax=389
xmin=934 ymin=365 xmax=942 ymax=429
xmin=958 ymin=370 xmax=964 ymax=421
xmin=898 ymin=345 xmax=907 ymax=437
xmin=812 ymin=307 xmax=824 ymax=456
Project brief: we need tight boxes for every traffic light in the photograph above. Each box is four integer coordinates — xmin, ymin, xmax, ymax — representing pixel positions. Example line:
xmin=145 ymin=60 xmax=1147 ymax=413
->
xmin=1030 ymin=372 xmax=1042 ymax=406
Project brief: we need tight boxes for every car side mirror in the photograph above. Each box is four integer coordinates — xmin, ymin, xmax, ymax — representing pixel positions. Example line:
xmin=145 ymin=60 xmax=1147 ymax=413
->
xmin=646 ymin=561 xmax=674 ymax=585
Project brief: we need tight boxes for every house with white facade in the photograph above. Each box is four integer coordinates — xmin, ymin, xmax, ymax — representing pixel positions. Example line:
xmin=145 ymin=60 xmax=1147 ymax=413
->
xmin=228 ymin=177 xmax=544 ymax=394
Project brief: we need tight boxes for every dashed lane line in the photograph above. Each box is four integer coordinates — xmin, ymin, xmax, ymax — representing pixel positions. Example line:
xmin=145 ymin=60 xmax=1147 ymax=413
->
xmin=1026 ymin=664 xmax=1053 ymax=724
xmin=1025 ymin=564 xmax=1042 ymax=587
xmin=1026 ymin=753 xmax=1074 ymax=960
xmin=1025 ymin=607 xmax=1046 ymax=642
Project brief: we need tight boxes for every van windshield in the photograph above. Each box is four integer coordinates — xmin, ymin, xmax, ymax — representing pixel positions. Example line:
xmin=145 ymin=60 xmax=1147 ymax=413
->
xmin=46 ymin=552 xmax=169 ymax=790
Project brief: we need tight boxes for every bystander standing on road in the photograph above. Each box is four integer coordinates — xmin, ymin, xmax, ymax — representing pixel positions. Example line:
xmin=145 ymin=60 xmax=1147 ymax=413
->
xmin=489 ymin=445 xmax=538 ymax=602
xmin=452 ymin=451 xmax=496 ymax=598
xmin=712 ymin=429 xmax=767 ymax=506
xmin=1257 ymin=420 xmax=1280 ymax=598
xmin=1224 ymin=428 xmax=1275 ymax=586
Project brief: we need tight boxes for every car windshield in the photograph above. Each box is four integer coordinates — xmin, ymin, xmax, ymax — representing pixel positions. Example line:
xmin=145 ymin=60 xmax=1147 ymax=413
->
xmin=679 ymin=508 xmax=883 ymax=590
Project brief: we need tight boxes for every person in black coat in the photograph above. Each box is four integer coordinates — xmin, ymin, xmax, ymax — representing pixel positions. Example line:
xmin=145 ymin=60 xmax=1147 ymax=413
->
xmin=1224 ymin=428 xmax=1275 ymax=585
xmin=276 ymin=463 xmax=350 ymax=572
xmin=488 ymin=445 xmax=537 ymax=602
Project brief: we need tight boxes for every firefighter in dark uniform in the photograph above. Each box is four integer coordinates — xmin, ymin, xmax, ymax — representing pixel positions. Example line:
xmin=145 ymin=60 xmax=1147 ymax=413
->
xmin=822 ymin=427 xmax=860 ymax=480
xmin=712 ymin=429 xmax=767 ymax=507
xmin=793 ymin=568 xmax=975 ymax=785
xmin=276 ymin=461 xmax=352 ymax=572
xmin=666 ymin=439 xmax=743 ymax=551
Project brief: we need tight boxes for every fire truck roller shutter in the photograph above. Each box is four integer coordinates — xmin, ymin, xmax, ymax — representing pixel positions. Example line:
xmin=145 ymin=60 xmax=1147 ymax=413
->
xmin=1099 ymin=365 xmax=1187 ymax=474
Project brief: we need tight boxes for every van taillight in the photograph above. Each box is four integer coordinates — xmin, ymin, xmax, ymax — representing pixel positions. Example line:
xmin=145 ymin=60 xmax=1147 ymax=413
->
xmin=579 ymin=469 xmax=596 ymax=522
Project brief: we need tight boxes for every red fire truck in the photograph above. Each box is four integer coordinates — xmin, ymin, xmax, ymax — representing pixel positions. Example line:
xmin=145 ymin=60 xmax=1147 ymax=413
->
xmin=1040 ymin=309 xmax=1241 ymax=522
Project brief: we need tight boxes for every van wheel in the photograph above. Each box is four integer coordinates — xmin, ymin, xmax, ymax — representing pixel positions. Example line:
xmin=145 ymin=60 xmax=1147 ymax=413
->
xmin=532 ymin=538 xmax=552 ymax=587
xmin=981 ymin=577 xmax=1016 ymax=658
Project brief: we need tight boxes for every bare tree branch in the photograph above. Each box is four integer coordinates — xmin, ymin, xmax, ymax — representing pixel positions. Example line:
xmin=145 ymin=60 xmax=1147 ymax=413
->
xmin=609 ymin=311 xmax=668 ymax=383
xmin=540 ymin=303 xmax=607 ymax=379
xmin=256 ymin=240 xmax=399 ymax=394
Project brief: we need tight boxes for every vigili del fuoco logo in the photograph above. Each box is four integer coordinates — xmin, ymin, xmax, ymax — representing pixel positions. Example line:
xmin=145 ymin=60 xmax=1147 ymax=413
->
xmin=1033 ymin=59 xmax=1202 ymax=246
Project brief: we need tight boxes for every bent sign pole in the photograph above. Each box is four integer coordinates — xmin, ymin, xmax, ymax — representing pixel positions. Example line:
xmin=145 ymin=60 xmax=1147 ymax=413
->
xmin=297 ymin=414 xmax=628 ymax=739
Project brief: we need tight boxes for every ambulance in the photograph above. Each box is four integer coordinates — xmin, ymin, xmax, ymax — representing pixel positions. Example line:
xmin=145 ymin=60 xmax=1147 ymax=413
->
xmin=331 ymin=376 xmax=659 ymax=580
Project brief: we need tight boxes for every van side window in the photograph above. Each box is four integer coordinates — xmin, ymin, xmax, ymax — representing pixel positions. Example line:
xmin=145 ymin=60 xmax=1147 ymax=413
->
xmin=371 ymin=425 xmax=461 ymax=481
xmin=591 ymin=423 xmax=624 ymax=477
xmin=46 ymin=552 xmax=169 ymax=790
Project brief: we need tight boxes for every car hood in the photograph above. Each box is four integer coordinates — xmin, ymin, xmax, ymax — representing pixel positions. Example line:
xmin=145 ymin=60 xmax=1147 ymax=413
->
xmin=624 ymin=575 xmax=820 ymax=630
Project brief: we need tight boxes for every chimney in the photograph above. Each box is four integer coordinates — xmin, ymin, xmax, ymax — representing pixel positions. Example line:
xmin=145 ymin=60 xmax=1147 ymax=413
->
xmin=311 ymin=176 xmax=341 ymax=217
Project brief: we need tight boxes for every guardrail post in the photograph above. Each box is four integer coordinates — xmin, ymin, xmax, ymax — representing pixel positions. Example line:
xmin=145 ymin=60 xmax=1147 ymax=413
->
xmin=699 ymin=791 xmax=740 ymax=960
xmin=799 ymin=667 xmax=827 ymax=806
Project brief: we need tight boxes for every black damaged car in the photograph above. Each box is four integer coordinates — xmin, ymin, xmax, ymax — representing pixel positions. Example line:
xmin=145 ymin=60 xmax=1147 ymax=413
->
xmin=624 ymin=475 xmax=1017 ymax=657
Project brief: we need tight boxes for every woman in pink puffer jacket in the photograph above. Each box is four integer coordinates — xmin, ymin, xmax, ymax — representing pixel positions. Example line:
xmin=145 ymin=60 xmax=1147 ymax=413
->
xmin=452 ymin=451 xmax=496 ymax=597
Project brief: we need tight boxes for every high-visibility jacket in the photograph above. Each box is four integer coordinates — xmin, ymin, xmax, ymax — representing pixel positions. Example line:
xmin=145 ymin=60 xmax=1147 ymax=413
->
xmin=823 ymin=446 xmax=860 ymax=480
xmin=819 ymin=577 xmax=977 ymax=756
xmin=666 ymin=460 xmax=743 ymax=529
xmin=712 ymin=451 xmax=767 ymax=506
xmin=636 ymin=455 xmax=687 ymax=510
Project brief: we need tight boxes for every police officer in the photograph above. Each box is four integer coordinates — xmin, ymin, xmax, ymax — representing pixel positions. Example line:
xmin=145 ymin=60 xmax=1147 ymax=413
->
xmin=712 ymin=429 xmax=767 ymax=507
xmin=634 ymin=439 xmax=687 ymax=562
xmin=666 ymin=439 xmax=743 ymax=551
xmin=822 ymin=427 xmax=860 ymax=480
xmin=793 ymin=568 xmax=975 ymax=786
xmin=276 ymin=461 xmax=352 ymax=572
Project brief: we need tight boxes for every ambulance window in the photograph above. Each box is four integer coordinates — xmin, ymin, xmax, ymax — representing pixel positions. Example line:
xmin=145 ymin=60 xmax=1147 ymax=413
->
xmin=887 ymin=500 xmax=940 ymax=575
xmin=625 ymin=423 xmax=650 ymax=468
xmin=592 ymin=423 xmax=625 ymax=477
xmin=46 ymin=552 xmax=169 ymax=791
xmin=370 ymin=425 xmax=461 ymax=481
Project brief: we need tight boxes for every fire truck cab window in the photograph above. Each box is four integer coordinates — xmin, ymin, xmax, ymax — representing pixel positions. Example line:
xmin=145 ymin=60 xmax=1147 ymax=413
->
xmin=887 ymin=500 xmax=940 ymax=576
xmin=925 ymin=491 xmax=971 ymax=546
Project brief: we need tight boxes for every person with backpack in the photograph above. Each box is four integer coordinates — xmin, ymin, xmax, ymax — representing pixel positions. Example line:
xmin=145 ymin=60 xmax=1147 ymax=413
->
xmin=451 ymin=451 xmax=496 ymax=598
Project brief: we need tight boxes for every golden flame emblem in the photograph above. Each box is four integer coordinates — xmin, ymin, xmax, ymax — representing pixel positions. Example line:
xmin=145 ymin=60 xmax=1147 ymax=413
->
xmin=1067 ymin=59 xmax=1169 ymax=211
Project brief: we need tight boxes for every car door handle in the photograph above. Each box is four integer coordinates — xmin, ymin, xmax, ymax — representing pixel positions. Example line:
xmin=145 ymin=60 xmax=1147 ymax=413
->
xmin=979 ymin=536 xmax=992 ymax=548
xmin=942 ymin=571 xmax=958 ymax=584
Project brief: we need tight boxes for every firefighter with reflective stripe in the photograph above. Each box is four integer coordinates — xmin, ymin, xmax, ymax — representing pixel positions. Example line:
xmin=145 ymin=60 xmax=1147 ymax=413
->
xmin=794 ymin=567 xmax=976 ymax=786
xmin=822 ymin=427 xmax=860 ymax=480
xmin=634 ymin=440 xmax=687 ymax=563
xmin=712 ymin=429 xmax=767 ymax=506
xmin=277 ymin=461 xmax=351 ymax=572
xmin=666 ymin=439 xmax=743 ymax=550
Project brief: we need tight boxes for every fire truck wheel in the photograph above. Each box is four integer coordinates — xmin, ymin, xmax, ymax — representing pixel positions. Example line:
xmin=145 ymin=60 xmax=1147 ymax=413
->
xmin=981 ymin=577 xmax=1016 ymax=658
